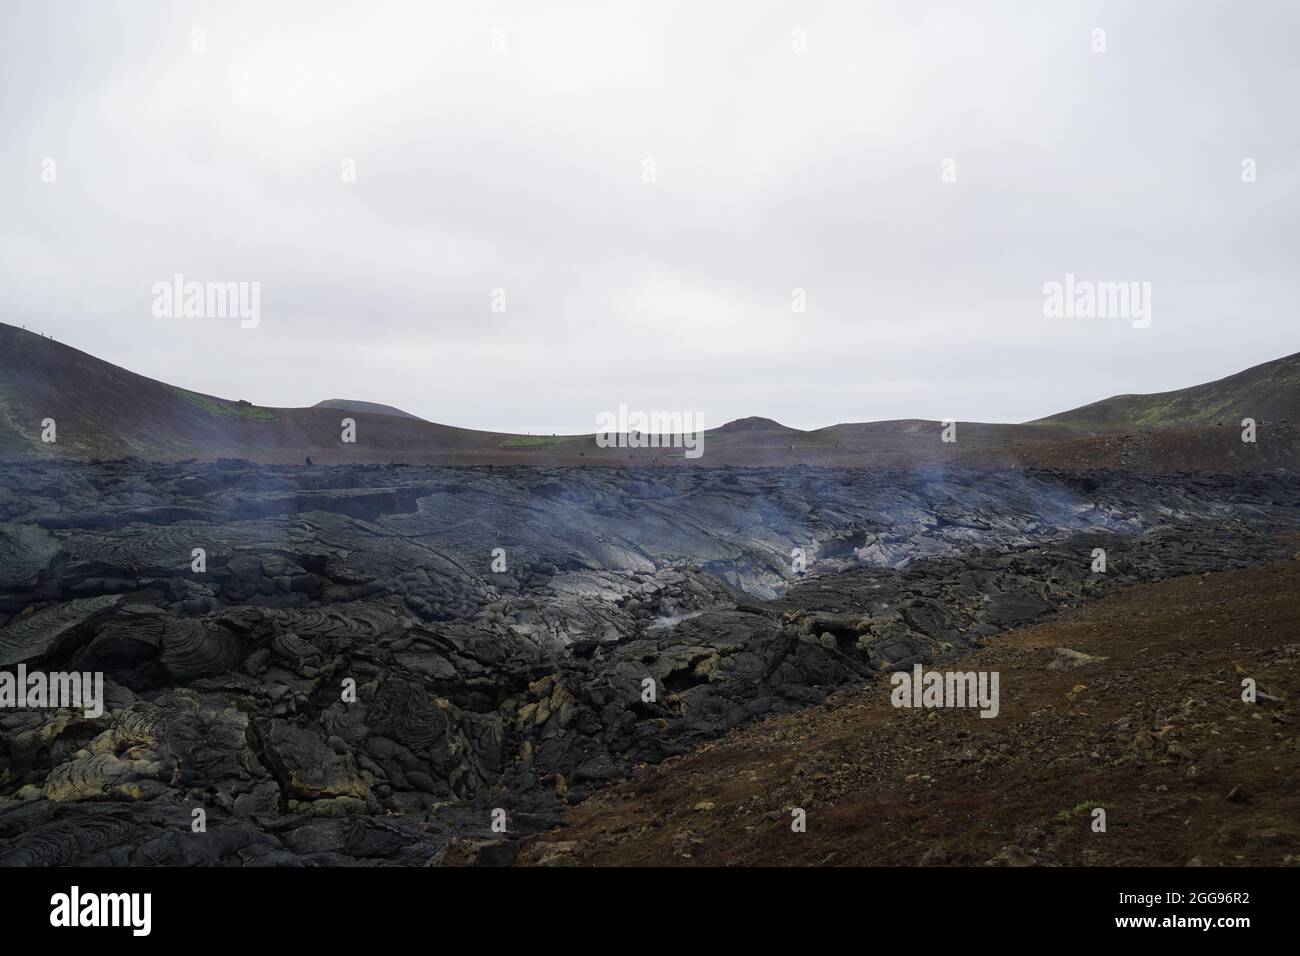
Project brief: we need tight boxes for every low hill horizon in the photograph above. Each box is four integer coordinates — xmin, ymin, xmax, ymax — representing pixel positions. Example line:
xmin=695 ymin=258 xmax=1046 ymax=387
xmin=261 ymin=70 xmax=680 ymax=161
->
xmin=313 ymin=399 xmax=426 ymax=421
xmin=1034 ymin=351 xmax=1300 ymax=430
xmin=1 ymin=322 xmax=1296 ymax=470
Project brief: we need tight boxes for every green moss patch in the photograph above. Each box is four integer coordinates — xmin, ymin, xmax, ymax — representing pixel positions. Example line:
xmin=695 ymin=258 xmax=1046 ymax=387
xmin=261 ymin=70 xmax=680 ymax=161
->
xmin=500 ymin=435 xmax=567 ymax=450
xmin=168 ymin=386 xmax=276 ymax=421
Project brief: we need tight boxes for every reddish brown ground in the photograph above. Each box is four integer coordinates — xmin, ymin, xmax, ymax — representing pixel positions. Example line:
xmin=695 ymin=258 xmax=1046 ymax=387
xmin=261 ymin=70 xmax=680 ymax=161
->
xmin=520 ymin=557 xmax=1300 ymax=866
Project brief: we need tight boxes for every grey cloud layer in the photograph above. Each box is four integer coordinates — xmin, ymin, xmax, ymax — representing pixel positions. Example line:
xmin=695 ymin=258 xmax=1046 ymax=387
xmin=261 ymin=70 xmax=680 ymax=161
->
xmin=1 ymin=0 xmax=1296 ymax=432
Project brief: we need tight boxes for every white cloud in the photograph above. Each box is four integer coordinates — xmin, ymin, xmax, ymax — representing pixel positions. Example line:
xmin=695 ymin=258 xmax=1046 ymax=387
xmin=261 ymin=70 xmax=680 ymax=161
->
xmin=1 ymin=0 xmax=1296 ymax=432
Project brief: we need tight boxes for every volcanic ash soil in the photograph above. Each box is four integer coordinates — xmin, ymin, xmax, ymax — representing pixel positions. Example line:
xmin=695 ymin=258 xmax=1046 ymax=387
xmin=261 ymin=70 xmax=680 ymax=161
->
xmin=520 ymin=559 xmax=1300 ymax=867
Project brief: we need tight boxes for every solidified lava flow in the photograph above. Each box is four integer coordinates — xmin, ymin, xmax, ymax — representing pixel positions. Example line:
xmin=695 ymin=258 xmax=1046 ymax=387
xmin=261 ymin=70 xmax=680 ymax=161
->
xmin=1 ymin=458 xmax=1298 ymax=865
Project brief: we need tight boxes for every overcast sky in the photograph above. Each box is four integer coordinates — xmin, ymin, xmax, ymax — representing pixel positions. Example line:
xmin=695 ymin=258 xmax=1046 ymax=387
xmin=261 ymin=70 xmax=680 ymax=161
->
xmin=2 ymin=1 xmax=1296 ymax=433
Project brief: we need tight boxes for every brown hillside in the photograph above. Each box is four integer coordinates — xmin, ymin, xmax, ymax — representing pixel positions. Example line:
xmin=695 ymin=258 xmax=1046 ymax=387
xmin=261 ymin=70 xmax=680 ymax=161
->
xmin=2 ymin=322 xmax=1297 ymax=470
xmin=521 ymin=558 xmax=1300 ymax=867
